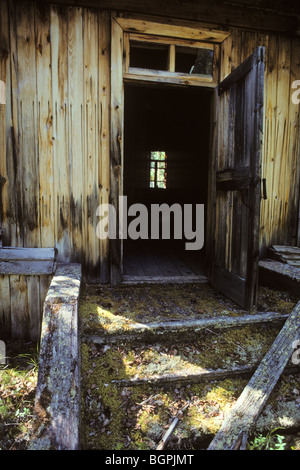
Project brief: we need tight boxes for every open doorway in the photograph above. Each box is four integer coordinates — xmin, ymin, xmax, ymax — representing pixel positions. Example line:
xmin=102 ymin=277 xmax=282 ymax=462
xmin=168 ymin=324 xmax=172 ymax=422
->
xmin=123 ymin=83 xmax=212 ymax=281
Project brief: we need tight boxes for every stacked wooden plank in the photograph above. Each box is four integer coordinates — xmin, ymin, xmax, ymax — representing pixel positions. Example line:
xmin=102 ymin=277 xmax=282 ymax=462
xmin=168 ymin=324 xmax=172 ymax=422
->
xmin=268 ymin=245 xmax=300 ymax=267
xmin=0 ymin=247 xmax=57 ymax=275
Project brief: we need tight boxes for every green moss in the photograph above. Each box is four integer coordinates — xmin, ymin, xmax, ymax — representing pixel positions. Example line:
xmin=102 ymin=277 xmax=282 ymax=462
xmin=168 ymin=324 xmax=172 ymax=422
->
xmin=257 ymin=287 xmax=297 ymax=313
xmin=79 ymin=283 xmax=299 ymax=450
xmin=80 ymin=343 xmax=127 ymax=450
xmin=79 ymin=283 xmax=246 ymax=336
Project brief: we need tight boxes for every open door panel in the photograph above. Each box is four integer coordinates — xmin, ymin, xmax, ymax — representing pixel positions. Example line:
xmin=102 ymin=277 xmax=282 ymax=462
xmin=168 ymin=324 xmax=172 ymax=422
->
xmin=211 ymin=47 xmax=265 ymax=310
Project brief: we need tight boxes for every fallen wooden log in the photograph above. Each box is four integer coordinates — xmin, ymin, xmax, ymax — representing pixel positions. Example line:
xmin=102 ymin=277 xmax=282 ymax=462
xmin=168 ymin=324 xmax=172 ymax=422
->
xmin=207 ymin=301 xmax=300 ymax=450
xmin=86 ymin=311 xmax=289 ymax=345
xmin=29 ymin=264 xmax=82 ymax=450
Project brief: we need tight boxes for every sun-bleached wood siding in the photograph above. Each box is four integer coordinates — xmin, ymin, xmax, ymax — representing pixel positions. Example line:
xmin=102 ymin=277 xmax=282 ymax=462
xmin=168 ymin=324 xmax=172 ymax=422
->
xmin=0 ymin=0 xmax=299 ymax=286
xmin=0 ymin=1 xmax=110 ymax=282
xmin=0 ymin=273 xmax=52 ymax=341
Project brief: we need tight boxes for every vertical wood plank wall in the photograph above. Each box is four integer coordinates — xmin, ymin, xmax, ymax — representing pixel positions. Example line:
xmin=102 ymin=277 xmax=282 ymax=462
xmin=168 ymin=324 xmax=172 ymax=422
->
xmin=0 ymin=273 xmax=52 ymax=341
xmin=0 ymin=1 xmax=111 ymax=282
xmin=0 ymin=0 xmax=299 ymax=285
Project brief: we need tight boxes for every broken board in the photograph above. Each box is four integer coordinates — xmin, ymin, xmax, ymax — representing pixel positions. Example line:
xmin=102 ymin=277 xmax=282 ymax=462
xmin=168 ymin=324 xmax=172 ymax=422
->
xmin=207 ymin=301 xmax=300 ymax=450
xmin=268 ymin=245 xmax=300 ymax=267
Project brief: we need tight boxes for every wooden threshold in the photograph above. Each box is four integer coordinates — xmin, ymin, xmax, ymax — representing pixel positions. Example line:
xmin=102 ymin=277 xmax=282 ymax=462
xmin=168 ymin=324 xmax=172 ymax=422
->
xmin=122 ymin=274 xmax=208 ymax=284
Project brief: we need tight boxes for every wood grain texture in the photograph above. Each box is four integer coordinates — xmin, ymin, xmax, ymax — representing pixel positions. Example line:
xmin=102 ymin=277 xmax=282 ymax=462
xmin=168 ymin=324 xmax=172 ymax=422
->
xmin=0 ymin=270 xmax=52 ymax=341
xmin=110 ymin=15 xmax=124 ymax=285
xmin=1 ymin=1 xmax=300 ymax=285
xmin=219 ymin=31 xmax=300 ymax=257
xmin=98 ymin=10 xmax=110 ymax=283
xmin=30 ymin=264 xmax=82 ymax=450
xmin=212 ymin=47 xmax=265 ymax=309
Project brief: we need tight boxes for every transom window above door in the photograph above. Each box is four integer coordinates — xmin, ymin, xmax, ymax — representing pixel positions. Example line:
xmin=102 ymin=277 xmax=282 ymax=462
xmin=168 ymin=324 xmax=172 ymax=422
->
xmin=129 ymin=40 xmax=214 ymax=77
xmin=113 ymin=13 xmax=228 ymax=89
xmin=124 ymin=34 xmax=218 ymax=87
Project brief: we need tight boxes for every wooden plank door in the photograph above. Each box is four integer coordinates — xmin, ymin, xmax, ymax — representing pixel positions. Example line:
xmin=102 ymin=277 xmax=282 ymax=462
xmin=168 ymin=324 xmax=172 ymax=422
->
xmin=211 ymin=47 xmax=265 ymax=309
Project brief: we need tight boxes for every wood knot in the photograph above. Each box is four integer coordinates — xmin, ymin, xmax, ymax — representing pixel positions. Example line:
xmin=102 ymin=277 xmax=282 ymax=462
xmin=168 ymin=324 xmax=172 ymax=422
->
xmin=114 ymin=165 xmax=121 ymax=175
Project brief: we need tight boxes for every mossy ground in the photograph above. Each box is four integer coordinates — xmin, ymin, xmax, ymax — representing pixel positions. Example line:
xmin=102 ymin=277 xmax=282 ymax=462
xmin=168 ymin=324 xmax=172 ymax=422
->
xmin=79 ymin=283 xmax=300 ymax=450
xmin=80 ymin=344 xmax=300 ymax=451
xmin=0 ymin=341 xmax=38 ymax=450
xmin=79 ymin=283 xmax=298 ymax=335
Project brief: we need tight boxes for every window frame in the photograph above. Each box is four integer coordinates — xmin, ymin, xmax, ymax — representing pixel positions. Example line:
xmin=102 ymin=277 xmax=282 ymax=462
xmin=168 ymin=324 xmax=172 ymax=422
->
xmin=114 ymin=15 xmax=228 ymax=88
xmin=123 ymin=33 xmax=219 ymax=88
xmin=149 ymin=151 xmax=167 ymax=189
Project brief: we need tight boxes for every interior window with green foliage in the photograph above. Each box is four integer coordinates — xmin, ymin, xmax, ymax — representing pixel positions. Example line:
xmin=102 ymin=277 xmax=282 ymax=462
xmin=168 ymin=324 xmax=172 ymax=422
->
xmin=149 ymin=151 xmax=167 ymax=189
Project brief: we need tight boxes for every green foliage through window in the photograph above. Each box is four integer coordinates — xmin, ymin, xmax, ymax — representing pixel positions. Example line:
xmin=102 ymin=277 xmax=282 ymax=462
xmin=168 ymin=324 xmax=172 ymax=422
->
xmin=149 ymin=151 xmax=167 ymax=189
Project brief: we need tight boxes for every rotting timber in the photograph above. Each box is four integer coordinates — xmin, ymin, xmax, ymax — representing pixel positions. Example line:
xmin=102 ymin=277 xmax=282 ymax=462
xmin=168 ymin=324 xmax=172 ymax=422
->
xmin=79 ymin=283 xmax=300 ymax=450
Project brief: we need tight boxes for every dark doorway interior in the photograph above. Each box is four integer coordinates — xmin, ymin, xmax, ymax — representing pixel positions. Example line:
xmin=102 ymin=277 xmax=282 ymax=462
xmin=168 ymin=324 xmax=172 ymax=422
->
xmin=123 ymin=83 xmax=212 ymax=281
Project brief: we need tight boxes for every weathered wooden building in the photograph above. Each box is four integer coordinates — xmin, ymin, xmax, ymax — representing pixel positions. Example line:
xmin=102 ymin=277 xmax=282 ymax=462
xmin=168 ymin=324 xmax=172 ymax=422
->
xmin=0 ymin=0 xmax=299 ymax=327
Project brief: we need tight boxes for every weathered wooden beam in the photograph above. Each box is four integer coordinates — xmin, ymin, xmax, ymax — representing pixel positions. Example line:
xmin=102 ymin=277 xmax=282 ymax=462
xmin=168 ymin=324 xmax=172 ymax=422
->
xmin=29 ymin=263 xmax=82 ymax=450
xmin=86 ymin=310 xmax=290 ymax=344
xmin=111 ymin=364 xmax=299 ymax=388
xmin=259 ymin=259 xmax=300 ymax=295
xmin=207 ymin=301 xmax=300 ymax=450
xmin=115 ymin=16 xmax=230 ymax=43
xmin=218 ymin=46 xmax=264 ymax=95
xmin=0 ymin=247 xmax=57 ymax=275
xmin=34 ymin=0 xmax=300 ymax=35
xmin=112 ymin=364 xmax=259 ymax=387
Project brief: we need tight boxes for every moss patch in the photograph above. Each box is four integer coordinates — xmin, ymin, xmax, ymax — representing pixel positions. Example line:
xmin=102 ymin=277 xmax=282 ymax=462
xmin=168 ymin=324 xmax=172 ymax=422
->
xmin=80 ymin=331 xmax=300 ymax=450
xmin=85 ymin=323 xmax=281 ymax=381
xmin=79 ymin=284 xmax=297 ymax=336
xmin=0 ymin=341 xmax=38 ymax=450
xmin=79 ymin=283 xmax=299 ymax=450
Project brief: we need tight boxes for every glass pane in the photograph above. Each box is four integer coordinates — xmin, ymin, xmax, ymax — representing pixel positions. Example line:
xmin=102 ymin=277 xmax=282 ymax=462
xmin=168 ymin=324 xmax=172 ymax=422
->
xmin=175 ymin=46 xmax=213 ymax=75
xmin=151 ymin=151 xmax=166 ymax=161
xmin=150 ymin=168 xmax=155 ymax=180
xmin=157 ymin=169 xmax=165 ymax=181
xmin=150 ymin=151 xmax=167 ymax=189
xmin=130 ymin=42 xmax=169 ymax=70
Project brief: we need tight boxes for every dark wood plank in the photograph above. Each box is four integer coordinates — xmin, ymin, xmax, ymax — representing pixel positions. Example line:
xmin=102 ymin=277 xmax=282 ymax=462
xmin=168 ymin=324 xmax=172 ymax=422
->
xmin=218 ymin=47 xmax=264 ymax=95
xmin=110 ymin=16 xmax=124 ymax=285
xmin=216 ymin=168 xmax=250 ymax=191
xmin=211 ymin=47 xmax=265 ymax=310
xmin=212 ymin=264 xmax=246 ymax=308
